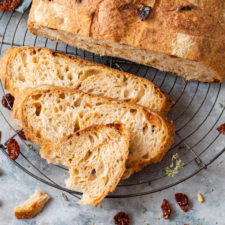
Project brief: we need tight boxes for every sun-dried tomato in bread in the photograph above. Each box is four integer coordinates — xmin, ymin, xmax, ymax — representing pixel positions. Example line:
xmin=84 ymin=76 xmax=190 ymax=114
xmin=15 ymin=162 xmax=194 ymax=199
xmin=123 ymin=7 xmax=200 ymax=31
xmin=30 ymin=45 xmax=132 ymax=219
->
xmin=7 ymin=139 xmax=20 ymax=160
xmin=0 ymin=0 xmax=21 ymax=12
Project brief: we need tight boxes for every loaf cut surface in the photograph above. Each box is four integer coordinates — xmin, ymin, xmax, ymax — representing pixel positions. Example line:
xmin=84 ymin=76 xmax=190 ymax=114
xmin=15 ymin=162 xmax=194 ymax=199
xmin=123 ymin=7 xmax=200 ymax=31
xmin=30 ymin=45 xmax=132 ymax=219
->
xmin=27 ymin=0 xmax=225 ymax=83
xmin=14 ymin=190 xmax=50 ymax=219
xmin=0 ymin=47 xmax=172 ymax=115
xmin=41 ymin=124 xmax=130 ymax=206
xmin=15 ymin=86 xmax=175 ymax=179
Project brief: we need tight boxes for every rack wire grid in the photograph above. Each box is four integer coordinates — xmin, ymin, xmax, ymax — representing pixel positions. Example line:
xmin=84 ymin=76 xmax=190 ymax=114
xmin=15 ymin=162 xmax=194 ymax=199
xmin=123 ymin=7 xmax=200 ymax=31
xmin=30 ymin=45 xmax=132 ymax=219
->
xmin=0 ymin=8 xmax=225 ymax=199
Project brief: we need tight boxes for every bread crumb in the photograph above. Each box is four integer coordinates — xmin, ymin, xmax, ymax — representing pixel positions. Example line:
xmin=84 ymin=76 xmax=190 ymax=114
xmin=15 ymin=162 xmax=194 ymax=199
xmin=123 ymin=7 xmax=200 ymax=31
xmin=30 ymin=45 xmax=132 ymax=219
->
xmin=198 ymin=193 xmax=204 ymax=203
xmin=141 ymin=208 xmax=147 ymax=213
xmin=14 ymin=190 xmax=50 ymax=219
xmin=99 ymin=205 xmax=103 ymax=208
xmin=62 ymin=193 xmax=69 ymax=201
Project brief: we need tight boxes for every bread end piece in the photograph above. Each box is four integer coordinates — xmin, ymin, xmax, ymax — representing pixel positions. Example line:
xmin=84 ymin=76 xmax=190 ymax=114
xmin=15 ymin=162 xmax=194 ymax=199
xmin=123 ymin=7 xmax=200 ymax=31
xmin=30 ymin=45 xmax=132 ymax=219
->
xmin=14 ymin=190 xmax=50 ymax=219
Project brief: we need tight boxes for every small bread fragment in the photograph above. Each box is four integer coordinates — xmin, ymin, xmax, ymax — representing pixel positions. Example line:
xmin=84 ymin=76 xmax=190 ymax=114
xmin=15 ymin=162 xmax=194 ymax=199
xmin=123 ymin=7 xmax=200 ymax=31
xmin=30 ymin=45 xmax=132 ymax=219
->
xmin=14 ymin=190 xmax=50 ymax=219
xmin=41 ymin=124 xmax=130 ymax=206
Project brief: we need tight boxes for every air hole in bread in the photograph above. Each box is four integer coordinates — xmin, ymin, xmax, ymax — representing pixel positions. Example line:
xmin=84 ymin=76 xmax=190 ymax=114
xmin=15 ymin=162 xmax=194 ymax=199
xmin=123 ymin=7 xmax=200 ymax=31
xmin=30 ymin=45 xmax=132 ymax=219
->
xmin=124 ymin=89 xmax=129 ymax=98
xmin=88 ymin=135 xmax=94 ymax=144
xmin=32 ymin=57 xmax=38 ymax=63
xmin=59 ymin=93 xmax=65 ymax=99
xmin=73 ymin=98 xmax=82 ymax=107
xmin=74 ymin=120 xmax=80 ymax=132
xmin=143 ymin=123 xmax=148 ymax=134
xmin=67 ymin=73 xmax=73 ymax=81
xmin=84 ymin=69 xmax=101 ymax=77
xmin=83 ymin=150 xmax=92 ymax=161
xmin=95 ymin=102 xmax=103 ymax=106
xmin=54 ymin=107 xmax=59 ymax=113
xmin=142 ymin=153 xmax=149 ymax=159
xmin=36 ymin=130 xmax=41 ymax=138
xmin=130 ymin=109 xmax=137 ymax=115
xmin=34 ymin=103 xmax=42 ymax=116
xmin=18 ymin=74 xmax=25 ymax=82
xmin=73 ymin=168 xmax=79 ymax=175
xmin=65 ymin=66 xmax=69 ymax=72
xmin=32 ymin=94 xmax=42 ymax=100
xmin=90 ymin=168 xmax=96 ymax=180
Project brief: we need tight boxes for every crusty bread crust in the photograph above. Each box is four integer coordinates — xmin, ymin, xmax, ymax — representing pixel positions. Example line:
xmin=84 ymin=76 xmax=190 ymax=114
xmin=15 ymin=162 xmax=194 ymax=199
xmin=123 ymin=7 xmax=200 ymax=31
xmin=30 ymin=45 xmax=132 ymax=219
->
xmin=41 ymin=123 xmax=130 ymax=206
xmin=27 ymin=0 xmax=225 ymax=82
xmin=0 ymin=46 xmax=173 ymax=115
xmin=14 ymin=85 xmax=175 ymax=179
xmin=14 ymin=190 xmax=50 ymax=219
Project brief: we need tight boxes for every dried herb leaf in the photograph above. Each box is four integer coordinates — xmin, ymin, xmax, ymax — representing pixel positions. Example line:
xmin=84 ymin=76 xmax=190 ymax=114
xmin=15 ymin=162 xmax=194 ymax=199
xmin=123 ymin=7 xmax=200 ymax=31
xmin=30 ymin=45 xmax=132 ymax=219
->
xmin=166 ymin=153 xmax=184 ymax=177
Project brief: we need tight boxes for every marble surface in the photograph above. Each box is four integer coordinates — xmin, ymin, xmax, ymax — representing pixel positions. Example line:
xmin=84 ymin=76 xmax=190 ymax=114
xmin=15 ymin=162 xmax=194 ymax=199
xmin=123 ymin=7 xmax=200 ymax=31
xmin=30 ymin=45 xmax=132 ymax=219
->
xmin=0 ymin=115 xmax=225 ymax=225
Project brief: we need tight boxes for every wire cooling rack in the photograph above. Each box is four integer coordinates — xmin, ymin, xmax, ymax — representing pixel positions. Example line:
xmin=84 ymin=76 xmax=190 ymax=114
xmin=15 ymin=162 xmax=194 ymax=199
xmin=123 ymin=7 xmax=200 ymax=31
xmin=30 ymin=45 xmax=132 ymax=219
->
xmin=0 ymin=9 xmax=225 ymax=199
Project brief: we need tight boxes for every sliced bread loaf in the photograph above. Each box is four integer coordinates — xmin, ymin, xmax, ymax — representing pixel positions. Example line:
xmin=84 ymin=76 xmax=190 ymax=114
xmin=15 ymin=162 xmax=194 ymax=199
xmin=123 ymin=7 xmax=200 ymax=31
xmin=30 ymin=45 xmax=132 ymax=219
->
xmin=0 ymin=47 xmax=173 ymax=115
xmin=15 ymin=86 xmax=175 ymax=179
xmin=41 ymin=123 xmax=130 ymax=206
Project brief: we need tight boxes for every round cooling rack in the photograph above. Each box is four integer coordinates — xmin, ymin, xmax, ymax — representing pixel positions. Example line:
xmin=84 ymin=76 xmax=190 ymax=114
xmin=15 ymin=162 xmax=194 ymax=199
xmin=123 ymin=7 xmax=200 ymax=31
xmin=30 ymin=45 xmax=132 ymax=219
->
xmin=0 ymin=9 xmax=225 ymax=199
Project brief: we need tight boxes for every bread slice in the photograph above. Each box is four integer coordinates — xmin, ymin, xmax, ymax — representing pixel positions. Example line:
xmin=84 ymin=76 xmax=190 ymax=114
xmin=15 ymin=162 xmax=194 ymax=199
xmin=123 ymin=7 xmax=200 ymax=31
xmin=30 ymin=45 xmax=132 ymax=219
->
xmin=41 ymin=123 xmax=130 ymax=206
xmin=14 ymin=190 xmax=50 ymax=219
xmin=15 ymin=86 xmax=175 ymax=179
xmin=0 ymin=47 xmax=173 ymax=115
xmin=27 ymin=0 xmax=225 ymax=83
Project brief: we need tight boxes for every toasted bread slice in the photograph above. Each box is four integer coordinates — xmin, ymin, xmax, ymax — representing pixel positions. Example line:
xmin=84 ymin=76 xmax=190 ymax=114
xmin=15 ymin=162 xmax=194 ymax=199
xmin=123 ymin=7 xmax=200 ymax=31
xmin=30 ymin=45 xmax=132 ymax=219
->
xmin=0 ymin=47 xmax=173 ymax=114
xmin=41 ymin=123 xmax=130 ymax=206
xmin=14 ymin=190 xmax=50 ymax=219
xmin=15 ymin=86 xmax=175 ymax=179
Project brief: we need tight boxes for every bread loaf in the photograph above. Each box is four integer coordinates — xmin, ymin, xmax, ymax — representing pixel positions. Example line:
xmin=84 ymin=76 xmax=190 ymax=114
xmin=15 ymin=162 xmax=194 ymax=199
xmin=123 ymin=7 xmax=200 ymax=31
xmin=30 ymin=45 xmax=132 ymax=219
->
xmin=0 ymin=47 xmax=172 ymax=114
xmin=14 ymin=86 xmax=175 ymax=179
xmin=28 ymin=0 xmax=225 ymax=83
xmin=41 ymin=123 xmax=130 ymax=206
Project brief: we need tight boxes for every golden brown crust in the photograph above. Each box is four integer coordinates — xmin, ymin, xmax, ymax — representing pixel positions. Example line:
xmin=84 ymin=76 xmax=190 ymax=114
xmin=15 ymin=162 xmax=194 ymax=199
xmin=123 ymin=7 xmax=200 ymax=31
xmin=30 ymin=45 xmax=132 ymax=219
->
xmin=28 ymin=0 xmax=225 ymax=82
xmin=0 ymin=46 xmax=173 ymax=114
xmin=15 ymin=85 xmax=175 ymax=178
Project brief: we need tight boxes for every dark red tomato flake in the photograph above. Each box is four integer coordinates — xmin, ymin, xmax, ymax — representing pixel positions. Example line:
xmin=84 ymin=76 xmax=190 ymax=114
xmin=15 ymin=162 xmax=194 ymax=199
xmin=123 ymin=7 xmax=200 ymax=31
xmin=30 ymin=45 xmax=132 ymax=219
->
xmin=175 ymin=193 xmax=189 ymax=212
xmin=161 ymin=199 xmax=171 ymax=219
xmin=0 ymin=0 xmax=21 ymax=12
xmin=16 ymin=130 xmax=26 ymax=140
xmin=1 ymin=93 xmax=15 ymax=110
xmin=114 ymin=212 xmax=130 ymax=225
xmin=217 ymin=123 xmax=225 ymax=135
xmin=7 ymin=139 xmax=20 ymax=160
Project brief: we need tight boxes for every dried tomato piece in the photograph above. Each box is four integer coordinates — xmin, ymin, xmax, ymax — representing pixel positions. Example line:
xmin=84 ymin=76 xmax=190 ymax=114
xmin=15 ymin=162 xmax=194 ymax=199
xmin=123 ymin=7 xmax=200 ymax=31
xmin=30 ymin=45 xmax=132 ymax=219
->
xmin=175 ymin=193 xmax=189 ymax=212
xmin=114 ymin=212 xmax=130 ymax=225
xmin=16 ymin=130 xmax=26 ymax=140
xmin=7 ymin=139 xmax=20 ymax=160
xmin=161 ymin=199 xmax=171 ymax=219
xmin=137 ymin=6 xmax=152 ymax=21
xmin=0 ymin=0 xmax=21 ymax=12
xmin=217 ymin=123 xmax=225 ymax=135
xmin=1 ymin=93 xmax=15 ymax=110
